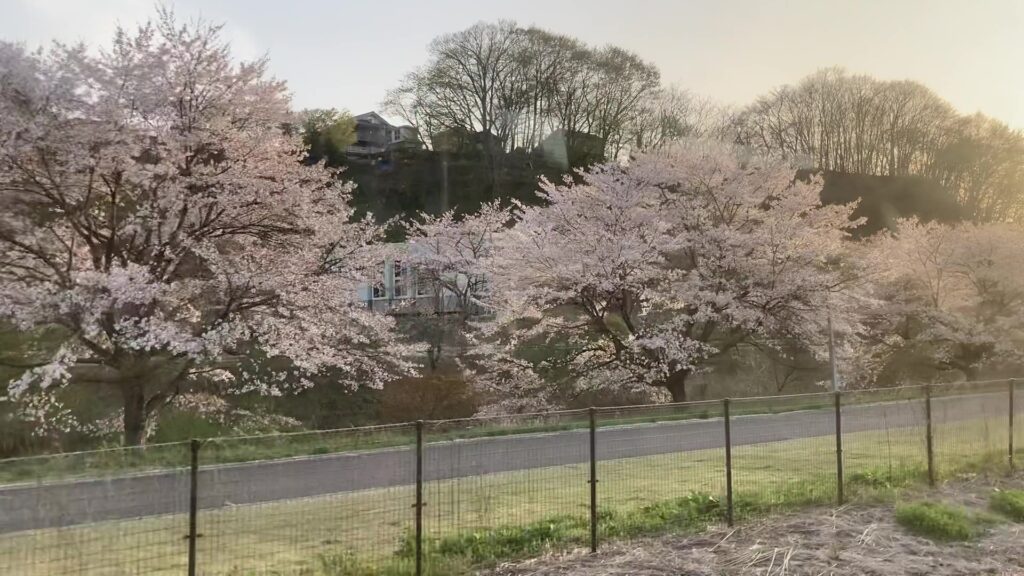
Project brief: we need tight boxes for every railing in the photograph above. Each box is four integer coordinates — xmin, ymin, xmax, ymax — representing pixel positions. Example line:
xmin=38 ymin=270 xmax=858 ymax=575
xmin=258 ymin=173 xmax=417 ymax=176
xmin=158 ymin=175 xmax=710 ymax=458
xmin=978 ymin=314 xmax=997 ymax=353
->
xmin=0 ymin=379 xmax=1020 ymax=575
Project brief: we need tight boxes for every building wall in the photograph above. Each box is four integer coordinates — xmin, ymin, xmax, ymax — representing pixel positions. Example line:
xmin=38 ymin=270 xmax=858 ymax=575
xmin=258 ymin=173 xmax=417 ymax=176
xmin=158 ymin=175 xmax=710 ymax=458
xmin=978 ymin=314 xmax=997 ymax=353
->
xmin=350 ymin=113 xmax=416 ymax=157
xmin=357 ymin=256 xmax=476 ymax=316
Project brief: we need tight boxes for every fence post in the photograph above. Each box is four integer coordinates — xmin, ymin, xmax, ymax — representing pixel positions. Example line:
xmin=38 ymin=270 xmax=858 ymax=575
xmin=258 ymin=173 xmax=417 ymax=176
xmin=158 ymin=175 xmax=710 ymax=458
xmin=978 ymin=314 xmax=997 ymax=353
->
xmin=188 ymin=439 xmax=200 ymax=576
xmin=925 ymin=385 xmax=935 ymax=487
xmin=415 ymin=420 xmax=424 ymax=576
xmin=588 ymin=407 xmax=598 ymax=553
xmin=834 ymin=391 xmax=844 ymax=506
xmin=1010 ymin=379 xmax=1016 ymax=473
xmin=723 ymin=398 xmax=734 ymax=527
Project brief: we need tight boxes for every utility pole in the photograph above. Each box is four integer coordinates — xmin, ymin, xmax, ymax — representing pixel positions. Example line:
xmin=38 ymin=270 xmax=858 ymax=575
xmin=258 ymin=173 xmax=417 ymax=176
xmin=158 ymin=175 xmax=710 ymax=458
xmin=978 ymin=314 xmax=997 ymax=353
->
xmin=828 ymin=311 xmax=839 ymax=392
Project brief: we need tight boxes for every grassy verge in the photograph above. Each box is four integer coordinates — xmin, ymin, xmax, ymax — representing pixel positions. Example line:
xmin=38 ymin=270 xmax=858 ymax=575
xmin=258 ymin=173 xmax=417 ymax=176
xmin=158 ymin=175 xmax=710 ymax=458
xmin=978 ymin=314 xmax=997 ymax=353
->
xmin=0 ymin=385 xmax=948 ymax=486
xmin=1 ymin=413 xmax=1016 ymax=576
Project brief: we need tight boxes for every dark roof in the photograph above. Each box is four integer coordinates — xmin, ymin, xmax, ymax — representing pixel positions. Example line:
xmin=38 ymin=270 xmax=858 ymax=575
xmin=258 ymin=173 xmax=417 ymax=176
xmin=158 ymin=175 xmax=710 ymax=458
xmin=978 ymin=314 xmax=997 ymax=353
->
xmin=354 ymin=112 xmax=394 ymax=127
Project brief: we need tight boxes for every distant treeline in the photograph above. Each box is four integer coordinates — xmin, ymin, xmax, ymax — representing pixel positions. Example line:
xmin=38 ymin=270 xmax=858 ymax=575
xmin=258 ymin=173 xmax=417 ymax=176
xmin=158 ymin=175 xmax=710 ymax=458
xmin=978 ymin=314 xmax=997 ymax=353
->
xmin=308 ymin=23 xmax=1023 ymax=229
xmin=733 ymin=69 xmax=1024 ymax=222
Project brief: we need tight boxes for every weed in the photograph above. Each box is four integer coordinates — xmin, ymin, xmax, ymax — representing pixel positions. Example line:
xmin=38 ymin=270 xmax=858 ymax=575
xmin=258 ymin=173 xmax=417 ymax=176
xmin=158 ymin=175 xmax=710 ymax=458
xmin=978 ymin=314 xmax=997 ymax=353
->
xmin=600 ymin=493 xmax=722 ymax=538
xmin=400 ymin=493 xmax=722 ymax=569
xmin=314 ymin=550 xmax=470 ymax=576
xmin=989 ymin=489 xmax=1024 ymax=521
xmin=412 ymin=515 xmax=586 ymax=565
xmin=895 ymin=501 xmax=978 ymax=541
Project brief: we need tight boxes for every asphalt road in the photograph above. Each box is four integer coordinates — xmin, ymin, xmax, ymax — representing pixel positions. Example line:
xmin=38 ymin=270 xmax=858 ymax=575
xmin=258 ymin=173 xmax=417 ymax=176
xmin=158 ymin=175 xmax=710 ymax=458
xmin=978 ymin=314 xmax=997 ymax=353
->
xmin=0 ymin=391 xmax=1005 ymax=534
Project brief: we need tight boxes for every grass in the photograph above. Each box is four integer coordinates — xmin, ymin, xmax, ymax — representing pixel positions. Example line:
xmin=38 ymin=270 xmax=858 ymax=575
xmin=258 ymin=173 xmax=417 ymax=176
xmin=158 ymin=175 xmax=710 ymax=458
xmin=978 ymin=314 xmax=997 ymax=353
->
xmin=895 ymin=502 xmax=980 ymax=541
xmin=989 ymin=489 xmax=1024 ymax=521
xmin=411 ymin=492 xmax=723 ymax=567
xmin=1 ymin=412 xmax=1017 ymax=576
xmin=0 ymin=384 xmax=948 ymax=486
xmin=310 ymin=552 xmax=470 ymax=576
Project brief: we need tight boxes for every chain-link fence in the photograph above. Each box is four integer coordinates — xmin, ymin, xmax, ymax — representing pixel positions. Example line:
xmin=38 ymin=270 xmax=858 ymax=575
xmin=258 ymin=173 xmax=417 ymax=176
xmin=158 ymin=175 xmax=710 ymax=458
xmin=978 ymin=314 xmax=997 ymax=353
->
xmin=1 ymin=379 xmax=1020 ymax=575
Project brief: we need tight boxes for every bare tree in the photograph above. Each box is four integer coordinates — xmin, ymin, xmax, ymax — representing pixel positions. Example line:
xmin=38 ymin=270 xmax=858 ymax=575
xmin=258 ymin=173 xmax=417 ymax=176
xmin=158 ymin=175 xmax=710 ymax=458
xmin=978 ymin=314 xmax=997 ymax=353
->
xmin=386 ymin=22 xmax=659 ymax=165
xmin=733 ymin=68 xmax=1023 ymax=222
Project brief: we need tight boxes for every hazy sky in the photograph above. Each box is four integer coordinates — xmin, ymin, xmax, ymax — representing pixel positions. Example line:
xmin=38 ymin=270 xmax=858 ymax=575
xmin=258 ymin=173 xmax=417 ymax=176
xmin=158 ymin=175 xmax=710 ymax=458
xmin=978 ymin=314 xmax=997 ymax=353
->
xmin=3 ymin=0 xmax=1022 ymax=128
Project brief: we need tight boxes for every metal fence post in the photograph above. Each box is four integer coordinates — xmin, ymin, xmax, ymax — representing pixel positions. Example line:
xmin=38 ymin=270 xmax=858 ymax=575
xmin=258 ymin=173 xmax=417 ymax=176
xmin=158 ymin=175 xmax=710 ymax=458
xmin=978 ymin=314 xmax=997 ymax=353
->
xmin=723 ymin=398 xmax=734 ymax=527
xmin=188 ymin=439 xmax=200 ymax=576
xmin=925 ymin=385 xmax=935 ymax=487
xmin=834 ymin=391 xmax=844 ymax=506
xmin=588 ymin=407 xmax=598 ymax=553
xmin=1010 ymin=379 xmax=1016 ymax=473
xmin=415 ymin=420 xmax=424 ymax=576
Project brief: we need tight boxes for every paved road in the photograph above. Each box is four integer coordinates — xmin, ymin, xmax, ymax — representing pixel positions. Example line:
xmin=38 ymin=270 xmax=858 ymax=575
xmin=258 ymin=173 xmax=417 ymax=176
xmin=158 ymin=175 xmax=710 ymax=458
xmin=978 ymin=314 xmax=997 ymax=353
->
xmin=0 ymin=391 xmax=1005 ymax=534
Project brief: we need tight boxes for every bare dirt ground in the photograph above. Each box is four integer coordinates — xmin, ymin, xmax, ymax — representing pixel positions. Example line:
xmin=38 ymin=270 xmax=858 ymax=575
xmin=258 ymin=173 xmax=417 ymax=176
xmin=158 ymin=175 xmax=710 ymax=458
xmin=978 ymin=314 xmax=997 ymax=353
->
xmin=483 ymin=474 xmax=1024 ymax=576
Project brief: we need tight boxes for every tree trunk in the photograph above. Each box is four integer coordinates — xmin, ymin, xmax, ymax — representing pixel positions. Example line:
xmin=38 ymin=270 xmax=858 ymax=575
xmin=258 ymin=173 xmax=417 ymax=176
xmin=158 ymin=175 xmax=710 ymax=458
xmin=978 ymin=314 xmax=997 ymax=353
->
xmin=961 ymin=363 xmax=980 ymax=383
xmin=665 ymin=372 xmax=688 ymax=403
xmin=122 ymin=382 xmax=148 ymax=446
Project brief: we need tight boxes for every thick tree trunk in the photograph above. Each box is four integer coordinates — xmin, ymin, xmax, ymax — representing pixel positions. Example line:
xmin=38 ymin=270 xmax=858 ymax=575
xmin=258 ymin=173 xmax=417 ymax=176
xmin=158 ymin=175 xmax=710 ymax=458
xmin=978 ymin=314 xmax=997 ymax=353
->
xmin=961 ymin=363 xmax=980 ymax=382
xmin=665 ymin=372 xmax=688 ymax=403
xmin=122 ymin=382 xmax=147 ymax=447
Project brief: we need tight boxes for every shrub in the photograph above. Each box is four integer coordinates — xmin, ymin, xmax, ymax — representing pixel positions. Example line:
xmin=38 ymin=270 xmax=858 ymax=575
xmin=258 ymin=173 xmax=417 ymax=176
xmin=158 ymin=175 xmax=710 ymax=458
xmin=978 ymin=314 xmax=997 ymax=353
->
xmin=378 ymin=372 xmax=479 ymax=423
xmin=895 ymin=502 xmax=977 ymax=541
xmin=989 ymin=490 xmax=1024 ymax=521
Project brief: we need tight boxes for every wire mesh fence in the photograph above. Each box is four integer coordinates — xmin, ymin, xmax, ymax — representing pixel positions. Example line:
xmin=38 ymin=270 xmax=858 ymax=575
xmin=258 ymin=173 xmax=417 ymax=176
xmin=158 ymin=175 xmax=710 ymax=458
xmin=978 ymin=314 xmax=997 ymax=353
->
xmin=930 ymin=380 xmax=1011 ymax=480
xmin=0 ymin=442 xmax=191 ymax=576
xmin=841 ymin=385 xmax=929 ymax=490
xmin=0 ymin=379 xmax=1018 ymax=575
xmin=422 ymin=409 xmax=591 ymax=573
xmin=1015 ymin=379 xmax=1023 ymax=470
xmin=596 ymin=400 xmax=726 ymax=538
xmin=194 ymin=423 xmax=420 ymax=575
xmin=729 ymin=392 xmax=838 ymax=518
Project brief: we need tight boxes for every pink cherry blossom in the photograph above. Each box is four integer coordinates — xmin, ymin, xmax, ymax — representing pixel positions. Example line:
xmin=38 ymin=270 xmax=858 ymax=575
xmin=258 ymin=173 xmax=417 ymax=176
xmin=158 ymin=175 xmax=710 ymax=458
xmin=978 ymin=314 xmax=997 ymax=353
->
xmin=0 ymin=13 xmax=416 ymax=444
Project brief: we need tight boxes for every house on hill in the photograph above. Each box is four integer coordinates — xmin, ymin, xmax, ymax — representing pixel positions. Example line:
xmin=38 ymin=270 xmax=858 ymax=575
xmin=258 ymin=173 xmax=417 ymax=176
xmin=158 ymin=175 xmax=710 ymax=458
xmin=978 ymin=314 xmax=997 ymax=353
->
xmin=346 ymin=112 xmax=420 ymax=158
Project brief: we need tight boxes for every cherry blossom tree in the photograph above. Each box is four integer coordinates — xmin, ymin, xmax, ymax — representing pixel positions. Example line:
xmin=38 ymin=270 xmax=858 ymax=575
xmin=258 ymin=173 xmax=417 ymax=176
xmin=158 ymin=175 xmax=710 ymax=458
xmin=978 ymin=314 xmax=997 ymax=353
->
xmin=406 ymin=201 xmax=510 ymax=318
xmin=397 ymin=201 xmax=510 ymax=397
xmin=479 ymin=143 xmax=864 ymax=404
xmin=0 ymin=13 xmax=414 ymax=444
xmin=858 ymin=220 xmax=1024 ymax=382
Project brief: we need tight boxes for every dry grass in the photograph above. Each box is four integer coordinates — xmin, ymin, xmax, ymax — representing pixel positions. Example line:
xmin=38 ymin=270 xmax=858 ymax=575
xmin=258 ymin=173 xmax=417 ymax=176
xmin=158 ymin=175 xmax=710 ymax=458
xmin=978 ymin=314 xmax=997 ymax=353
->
xmin=484 ymin=475 xmax=1024 ymax=576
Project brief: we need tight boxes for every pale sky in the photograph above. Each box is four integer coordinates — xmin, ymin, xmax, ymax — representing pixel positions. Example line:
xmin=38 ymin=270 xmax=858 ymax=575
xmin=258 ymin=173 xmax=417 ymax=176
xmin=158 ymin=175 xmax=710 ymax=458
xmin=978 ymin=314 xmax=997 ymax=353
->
xmin=3 ymin=0 xmax=1022 ymax=128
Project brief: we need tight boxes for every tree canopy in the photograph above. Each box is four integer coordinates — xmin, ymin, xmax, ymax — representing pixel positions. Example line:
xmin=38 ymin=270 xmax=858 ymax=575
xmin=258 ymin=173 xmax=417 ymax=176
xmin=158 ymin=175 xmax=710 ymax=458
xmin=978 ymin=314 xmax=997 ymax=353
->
xmin=0 ymin=12 xmax=412 ymax=444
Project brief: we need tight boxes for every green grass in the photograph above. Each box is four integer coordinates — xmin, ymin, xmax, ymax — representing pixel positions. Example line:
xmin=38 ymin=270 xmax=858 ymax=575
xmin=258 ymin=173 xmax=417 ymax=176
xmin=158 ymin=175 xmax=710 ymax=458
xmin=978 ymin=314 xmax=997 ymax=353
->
xmin=0 ymin=385 xmax=934 ymax=486
xmin=411 ymin=492 xmax=723 ymax=568
xmin=2 ymin=412 xmax=1016 ymax=576
xmin=309 ymin=552 xmax=470 ymax=576
xmin=989 ymin=489 xmax=1024 ymax=521
xmin=895 ymin=501 xmax=980 ymax=541
xmin=0 ymin=405 xmax=725 ymax=486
